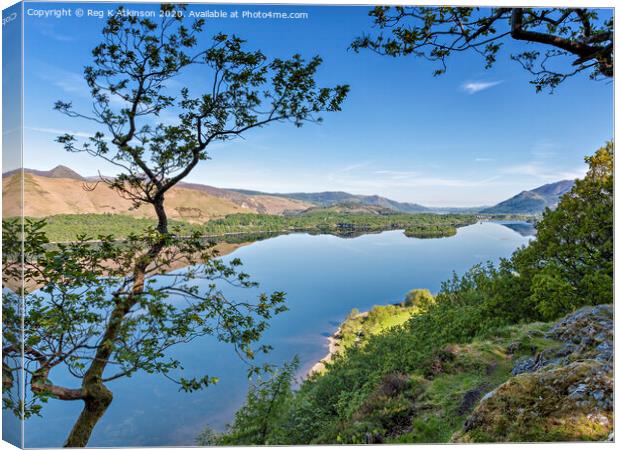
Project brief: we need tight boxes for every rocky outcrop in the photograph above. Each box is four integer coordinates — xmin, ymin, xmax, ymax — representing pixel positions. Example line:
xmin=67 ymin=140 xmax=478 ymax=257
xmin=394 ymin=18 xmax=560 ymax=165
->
xmin=453 ymin=305 xmax=613 ymax=442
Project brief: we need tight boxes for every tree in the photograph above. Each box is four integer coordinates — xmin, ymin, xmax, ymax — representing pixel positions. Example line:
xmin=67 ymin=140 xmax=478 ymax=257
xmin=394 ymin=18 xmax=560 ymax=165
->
xmin=2 ymin=4 xmax=348 ymax=447
xmin=402 ymin=288 xmax=433 ymax=307
xmin=200 ymin=358 xmax=299 ymax=445
xmin=352 ymin=7 xmax=613 ymax=91
xmin=511 ymin=141 xmax=613 ymax=319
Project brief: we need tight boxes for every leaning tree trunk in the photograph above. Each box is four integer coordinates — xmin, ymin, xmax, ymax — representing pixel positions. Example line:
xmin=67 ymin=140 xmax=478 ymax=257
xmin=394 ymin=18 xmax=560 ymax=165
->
xmin=63 ymin=196 xmax=169 ymax=447
xmin=64 ymin=383 xmax=113 ymax=447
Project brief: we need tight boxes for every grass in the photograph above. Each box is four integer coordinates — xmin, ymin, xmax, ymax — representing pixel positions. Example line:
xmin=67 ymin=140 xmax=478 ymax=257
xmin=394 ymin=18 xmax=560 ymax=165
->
xmin=338 ymin=304 xmax=419 ymax=350
xmin=331 ymin=321 xmax=562 ymax=444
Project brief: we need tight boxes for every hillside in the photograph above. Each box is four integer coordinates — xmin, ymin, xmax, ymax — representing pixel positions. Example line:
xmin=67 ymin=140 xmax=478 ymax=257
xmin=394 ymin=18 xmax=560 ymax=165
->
xmin=3 ymin=165 xmax=85 ymax=180
xmin=203 ymin=304 xmax=613 ymax=445
xmin=198 ymin=144 xmax=613 ymax=446
xmin=3 ymin=166 xmax=576 ymax=218
xmin=481 ymin=180 xmax=575 ymax=214
xmin=294 ymin=202 xmax=398 ymax=216
xmin=233 ymin=190 xmax=431 ymax=213
xmin=2 ymin=168 xmax=312 ymax=221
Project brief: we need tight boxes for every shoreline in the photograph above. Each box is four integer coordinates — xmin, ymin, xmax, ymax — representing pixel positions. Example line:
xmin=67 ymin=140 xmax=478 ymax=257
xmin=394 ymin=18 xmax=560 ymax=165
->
xmin=306 ymin=298 xmax=428 ymax=377
xmin=307 ymin=311 xmax=369 ymax=376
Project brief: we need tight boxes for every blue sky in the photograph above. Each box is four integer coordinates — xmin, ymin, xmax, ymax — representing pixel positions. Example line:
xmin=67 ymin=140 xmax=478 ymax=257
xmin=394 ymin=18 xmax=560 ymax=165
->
xmin=3 ymin=3 xmax=22 ymax=174
xmin=20 ymin=2 xmax=613 ymax=206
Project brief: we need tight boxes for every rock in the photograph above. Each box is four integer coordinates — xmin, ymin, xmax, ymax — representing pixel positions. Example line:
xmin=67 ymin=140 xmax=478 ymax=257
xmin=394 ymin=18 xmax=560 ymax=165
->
xmin=454 ymin=360 xmax=613 ymax=442
xmin=512 ymin=304 xmax=614 ymax=376
xmin=511 ymin=357 xmax=536 ymax=375
xmin=454 ymin=305 xmax=614 ymax=443
xmin=478 ymin=387 xmax=498 ymax=404
xmin=587 ymin=413 xmax=609 ymax=427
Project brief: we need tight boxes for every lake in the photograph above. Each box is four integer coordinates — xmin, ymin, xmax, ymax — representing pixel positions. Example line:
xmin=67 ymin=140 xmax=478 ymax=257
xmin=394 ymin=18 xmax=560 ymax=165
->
xmin=24 ymin=221 xmax=533 ymax=447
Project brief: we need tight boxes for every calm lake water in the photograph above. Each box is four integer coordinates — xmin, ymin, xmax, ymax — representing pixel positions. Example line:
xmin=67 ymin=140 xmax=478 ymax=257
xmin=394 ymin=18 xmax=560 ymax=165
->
xmin=24 ymin=221 xmax=533 ymax=447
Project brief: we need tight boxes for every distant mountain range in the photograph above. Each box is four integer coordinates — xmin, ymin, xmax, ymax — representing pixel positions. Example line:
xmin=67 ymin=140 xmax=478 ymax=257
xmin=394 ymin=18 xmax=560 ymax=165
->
xmin=232 ymin=189 xmax=431 ymax=213
xmin=233 ymin=179 xmax=575 ymax=215
xmin=480 ymin=180 xmax=575 ymax=214
xmin=2 ymin=166 xmax=575 ymax=219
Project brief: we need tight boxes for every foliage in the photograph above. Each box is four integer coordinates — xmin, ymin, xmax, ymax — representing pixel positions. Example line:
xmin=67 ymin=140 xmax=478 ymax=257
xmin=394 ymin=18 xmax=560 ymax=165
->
xmin=402 ymin=288 xmax=434 ymax=307
xmin=199 ymin=359 xmax=299 ymax=446
xmin=2 ymin=3 xmax=347 ymax=446
xmin=207 ymin=143 xmax=613 ymax=444
xmin=404 ymin=225 xmax=457 ymax=238
xmin=352 ymin=7 xmax=613 ymax=91
xmin=338 ymin=302 xmax=420 ymax=351
xmin=40 ymin=213 xmax=199 ymax=242
xmin=54 ymin=6 xmax=348 ymax=213
xmin=2 ymin=218 xmax=286 ymax=418
xmin=38 ymin=211 xmax=478 ymax=243
xmin=510 ymin=141 xmax=613 ymax=319
xmin=213 ymin=320 xmax=560 ymax=445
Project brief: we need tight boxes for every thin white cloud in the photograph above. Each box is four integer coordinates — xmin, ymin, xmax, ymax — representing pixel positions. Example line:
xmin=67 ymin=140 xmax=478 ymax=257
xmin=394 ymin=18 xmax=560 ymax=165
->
xmin=329 ymin=167 xmax=501 ymax=190
xmin=474 ymin=157 xmax=495 ymax=162
xmin=25 ymin=127 xmax=109 ymax=141
xmin=500 ymin=162 xmax=586 ymax=181
xmin=461 ymin=80 xmax=503 ymax=94
xmin=38 ymin=66 xmax=127 ymax=107
xmin=531 ymin=139 xmax=560 ymax=159
xmin=373 ymin=170 xmax=421 ymax=180
xmin=39 ymin=69 xmax=90 ymax=97
xmin=35 ymin=21 xmax=77 ymax=42
xmin=339 ymin=162 xmax=372 ymax=173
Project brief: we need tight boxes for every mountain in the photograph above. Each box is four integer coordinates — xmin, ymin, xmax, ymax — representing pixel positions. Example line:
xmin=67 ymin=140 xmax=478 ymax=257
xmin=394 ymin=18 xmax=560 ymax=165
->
xmin=4 ymin=165 xmax=85 ymax=180
xmin=481 ymin=180 xmax=575 ymax=214
xmin=232 ymin=190 xmax=431 ymax=213
xmin=2 ymin=169 xmax=312 ymax=221
xmin=3 ymin=166 xmax=575 ymax=219
xmin=294 ymin=202 xmax=398 ymax=216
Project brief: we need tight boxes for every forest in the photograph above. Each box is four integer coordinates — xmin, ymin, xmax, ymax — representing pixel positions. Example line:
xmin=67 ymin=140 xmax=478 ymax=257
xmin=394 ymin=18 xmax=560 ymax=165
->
xmin=38 ymin=211 xmax=478 ymax=242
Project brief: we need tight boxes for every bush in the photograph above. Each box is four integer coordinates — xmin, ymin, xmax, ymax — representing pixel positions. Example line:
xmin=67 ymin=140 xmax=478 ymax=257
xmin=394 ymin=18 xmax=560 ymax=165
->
xmin=402 ymin=288 xmax=434 ymax=307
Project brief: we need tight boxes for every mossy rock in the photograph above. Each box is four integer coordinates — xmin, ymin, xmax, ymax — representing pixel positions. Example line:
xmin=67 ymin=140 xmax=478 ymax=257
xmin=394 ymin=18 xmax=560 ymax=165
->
xmin=453 ymin=360 xmax=613 ymax=442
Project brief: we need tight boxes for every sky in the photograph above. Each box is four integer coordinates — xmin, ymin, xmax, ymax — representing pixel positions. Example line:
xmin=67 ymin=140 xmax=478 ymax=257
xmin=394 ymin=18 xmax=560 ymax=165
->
xmin=16 ymin=2 xmax=614 ymax=207
xmin=3 ymin=3 xmax=22 ymax=175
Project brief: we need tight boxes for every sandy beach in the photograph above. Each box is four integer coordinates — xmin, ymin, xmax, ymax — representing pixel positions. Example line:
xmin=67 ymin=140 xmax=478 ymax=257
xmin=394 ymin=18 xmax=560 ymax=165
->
xmin=308 ymin=311 xmax=369 ymax=376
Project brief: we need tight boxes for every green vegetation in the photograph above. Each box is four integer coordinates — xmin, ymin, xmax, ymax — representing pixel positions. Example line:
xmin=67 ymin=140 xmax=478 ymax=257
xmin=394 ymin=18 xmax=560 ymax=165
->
xmin=404 ymin=225 xmax=456 ymax=238
xmin=5 ymin=4 xmax=348 ymax=447
xmin=352 ymin=8 xmax=612 ymax=92
xmin=402 ymin=288 xmax=434 ymax=307
xmin=205 ymin=211 xmax=475 ymax=236
xmin=198 ymin=360 xmax=300 ymax=446
xmin=40 ymin=214 xmax=200 ymax=242
xmin=203 ymin=143 xmax=613 ymax=444
xmin=39 ymin=211 xmax=477 ymax=243
xmin=337 ymin=298 xmax=422 ymax=351
xmin=208 ymin=320 xmax=560 ymax=445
